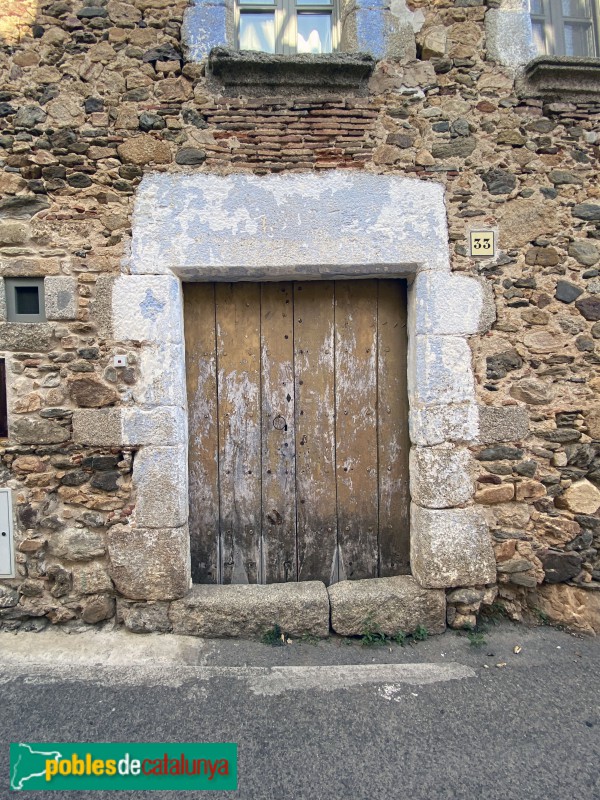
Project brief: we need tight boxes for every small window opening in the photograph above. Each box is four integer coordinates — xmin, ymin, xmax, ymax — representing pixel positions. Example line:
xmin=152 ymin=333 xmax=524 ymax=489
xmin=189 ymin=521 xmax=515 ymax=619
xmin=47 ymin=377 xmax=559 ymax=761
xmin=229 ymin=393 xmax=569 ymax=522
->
xmin=5 ymin=278 xmax=45 ymax=323
xmin=15 ymin=286 xmax=40 ymax=316
xmin=0 ymin=359 xmax=7 ymax=438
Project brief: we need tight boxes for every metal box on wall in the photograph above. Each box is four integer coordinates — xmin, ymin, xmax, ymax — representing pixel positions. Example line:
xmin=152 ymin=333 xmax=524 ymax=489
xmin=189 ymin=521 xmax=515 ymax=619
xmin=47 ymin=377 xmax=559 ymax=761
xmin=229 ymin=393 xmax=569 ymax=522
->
xmin=0 ymin=488 xmax=15 ymax=579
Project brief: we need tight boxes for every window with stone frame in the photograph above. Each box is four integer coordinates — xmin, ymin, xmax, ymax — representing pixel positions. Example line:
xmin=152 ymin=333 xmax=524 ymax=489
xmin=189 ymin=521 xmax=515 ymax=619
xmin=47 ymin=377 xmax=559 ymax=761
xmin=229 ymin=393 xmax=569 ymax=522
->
xmin=530 ymin=0 xmax=599 ymax=57
xmin=236 ymin=0 xmax=339 ymax=54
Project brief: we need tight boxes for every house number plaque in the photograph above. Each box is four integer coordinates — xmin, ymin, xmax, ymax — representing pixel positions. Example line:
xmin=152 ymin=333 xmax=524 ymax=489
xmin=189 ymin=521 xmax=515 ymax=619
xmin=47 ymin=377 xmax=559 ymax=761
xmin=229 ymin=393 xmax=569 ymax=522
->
xmin=469 ymin=230 xmax=495 ymax=257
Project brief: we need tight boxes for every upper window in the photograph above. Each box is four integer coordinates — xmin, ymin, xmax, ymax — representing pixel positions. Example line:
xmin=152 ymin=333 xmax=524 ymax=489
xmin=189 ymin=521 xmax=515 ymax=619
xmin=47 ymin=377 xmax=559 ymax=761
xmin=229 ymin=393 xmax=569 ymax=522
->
xmin=236 ymin=0 xmax=338 ymax=54
xmin=531 ymin=0 xmax=599 ymax=56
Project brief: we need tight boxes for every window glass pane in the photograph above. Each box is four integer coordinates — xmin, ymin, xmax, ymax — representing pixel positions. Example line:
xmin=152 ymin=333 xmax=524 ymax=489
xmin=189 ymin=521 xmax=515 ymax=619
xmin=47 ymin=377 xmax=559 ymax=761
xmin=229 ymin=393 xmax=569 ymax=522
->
xmin=239 ymin=12 xmax=276 ymax=52
xmin=239 ymin=0 xmax=275 ymax=4
xmin=296 ymin=0 xmax=332 ymax=6
xmin=297 ymin=13 xmax=332 ymax=53
xmin=15 ymin=287 xmax=40 ymax=315
xmin=564 ymin=21 xmax=594 ymax=54
xmin=532 ymin=20 xmax=547 ymax=53
xmin=561 ymin=0 xmax=590 ymax=18
xmin=530 ymin=0 xmax=544 ymax=15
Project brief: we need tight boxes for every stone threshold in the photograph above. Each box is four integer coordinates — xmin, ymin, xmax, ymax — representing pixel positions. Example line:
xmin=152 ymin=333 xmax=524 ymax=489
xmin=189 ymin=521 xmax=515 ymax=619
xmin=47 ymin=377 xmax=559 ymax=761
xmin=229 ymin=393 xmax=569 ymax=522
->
xmin=118 ymin=576 xmax=446 ymax=639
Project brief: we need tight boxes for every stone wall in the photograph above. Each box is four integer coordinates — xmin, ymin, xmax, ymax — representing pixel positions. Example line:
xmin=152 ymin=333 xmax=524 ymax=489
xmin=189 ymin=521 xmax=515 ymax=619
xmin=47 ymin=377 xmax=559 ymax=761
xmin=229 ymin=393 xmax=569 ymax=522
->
xmin=0 ymin=0 xmax=599 ymax=635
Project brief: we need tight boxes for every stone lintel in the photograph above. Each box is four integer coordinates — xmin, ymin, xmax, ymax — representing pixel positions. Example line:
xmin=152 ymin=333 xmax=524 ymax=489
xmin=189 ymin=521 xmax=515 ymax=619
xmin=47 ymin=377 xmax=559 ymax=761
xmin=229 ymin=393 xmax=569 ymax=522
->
xmin=169 ymin=581 xmax=330 ymax=638
xmin=130 ymin=173 xmax=450 ymax=275
xmin=328 ymin=575 xmax=446 ymax=636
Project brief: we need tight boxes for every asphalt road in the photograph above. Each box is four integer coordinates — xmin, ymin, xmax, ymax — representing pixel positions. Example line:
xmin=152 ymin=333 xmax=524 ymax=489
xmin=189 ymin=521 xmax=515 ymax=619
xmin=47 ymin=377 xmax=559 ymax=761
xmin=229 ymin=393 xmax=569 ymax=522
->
xmin=0 ymin=621 xmax=599 ymax=800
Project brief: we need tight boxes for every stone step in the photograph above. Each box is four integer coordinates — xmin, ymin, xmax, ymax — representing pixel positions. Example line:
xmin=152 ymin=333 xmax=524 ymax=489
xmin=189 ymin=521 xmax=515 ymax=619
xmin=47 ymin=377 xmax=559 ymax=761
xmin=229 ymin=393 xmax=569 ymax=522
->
xmin=163 ymin=576 xmax=446 ymax=640
xmin=169 ymin=581 xmax=330 ymax=638
xmin=328 ymin=575 xmax=446 ymax=637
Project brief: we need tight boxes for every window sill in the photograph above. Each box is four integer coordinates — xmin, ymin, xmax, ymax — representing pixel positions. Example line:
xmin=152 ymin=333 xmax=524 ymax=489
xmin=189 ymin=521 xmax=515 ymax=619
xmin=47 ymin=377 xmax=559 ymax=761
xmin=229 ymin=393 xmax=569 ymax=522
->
xmin=207 ymin=48 xmax=376 ymax=95
xmin=521 ymin=56 xmax=600 ymax=100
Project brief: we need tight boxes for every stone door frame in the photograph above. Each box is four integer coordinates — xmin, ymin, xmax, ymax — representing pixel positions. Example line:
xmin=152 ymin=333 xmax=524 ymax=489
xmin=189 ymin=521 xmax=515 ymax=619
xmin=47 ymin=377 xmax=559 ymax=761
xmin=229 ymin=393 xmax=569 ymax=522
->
xmin=73 ymin=171 xmax=502 ymax=601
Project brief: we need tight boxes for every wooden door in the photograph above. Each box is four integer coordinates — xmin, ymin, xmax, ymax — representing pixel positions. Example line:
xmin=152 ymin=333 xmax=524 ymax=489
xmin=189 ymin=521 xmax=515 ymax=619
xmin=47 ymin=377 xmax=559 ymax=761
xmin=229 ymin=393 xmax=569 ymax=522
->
xmin=184 ymin=280 xmax=409 ymax=585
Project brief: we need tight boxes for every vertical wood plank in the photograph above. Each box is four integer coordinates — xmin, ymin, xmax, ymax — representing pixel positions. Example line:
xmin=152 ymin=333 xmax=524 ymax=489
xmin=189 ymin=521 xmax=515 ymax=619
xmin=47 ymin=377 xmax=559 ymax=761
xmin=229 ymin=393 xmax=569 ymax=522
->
xmin=216 ymin=283 xmax=262 ymax=585
xmin=335 ymin=280 xmax=379 ymax=580
xmin=294 ymin=282 xmax=338 ymax=584
xmin=378 ymin=280 xmax=410 ymax=575
xmin=184 ymin=283 xmax=220 ymax=583
xmin=261 ymin=282 xmax=297 ymax=583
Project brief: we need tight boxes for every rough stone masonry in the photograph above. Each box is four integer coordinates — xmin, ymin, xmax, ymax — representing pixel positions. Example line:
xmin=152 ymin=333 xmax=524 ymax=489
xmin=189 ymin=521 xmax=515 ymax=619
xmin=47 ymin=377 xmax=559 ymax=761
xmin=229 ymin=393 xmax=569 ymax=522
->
xmin=0 ymin=0 xmax=599 ymax=638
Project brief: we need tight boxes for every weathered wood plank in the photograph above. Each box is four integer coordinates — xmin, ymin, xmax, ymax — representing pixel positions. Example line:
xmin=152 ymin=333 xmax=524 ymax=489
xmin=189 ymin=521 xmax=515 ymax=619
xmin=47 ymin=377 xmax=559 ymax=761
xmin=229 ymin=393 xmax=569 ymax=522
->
xmin=378 ymin=280 xmax=410 ymax=576
xmin=261 ymin=282 xmax=297 ymax=583
xmin=215 ymin=283 xmax=262 ymax=585
xmin=335 ymin=280 xmax=379 ymax=580
xmin=184 ymin=283 xmax=220 ymax=583
xmin=294 ymin=282 xmax=338 ymax=584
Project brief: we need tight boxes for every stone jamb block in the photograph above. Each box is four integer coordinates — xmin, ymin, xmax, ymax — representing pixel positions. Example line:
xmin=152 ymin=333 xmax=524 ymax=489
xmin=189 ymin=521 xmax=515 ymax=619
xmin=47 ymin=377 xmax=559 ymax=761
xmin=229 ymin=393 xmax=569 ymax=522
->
xmin=169 ymin=581 xmax=330 ymax=638
xmin=409 ymin=403 xmax=479 ymax=446
xmin=328 ymin=575 xmax=445 ymax=636
xmin=410 ymin=272 xmax=496 ymax=336
xmin=411 ymin=504 xmax=496 ymax=589
xmin=44 ymin=276 xmax=78 ymax=320
xmin=132 ymin=445 xmax=188 ymax=528
xmin=409 ymin=446 xmax=474 ymax=508
xmin=0 ymin=278 xmax=5 ymax=322
xmin=485 ymin=5 xmax=537 ymax=68
xmin=107 ymin=524 xmax=191 ymax=601
xmin=133 ymin=342 xmax=187 ymax=407
xmin=122 ymin=407 xmax=185 ymax=446
xmin=72 ymin=407 xmax=185 ymax=447
xmin=408 ymin=335 xmax=476 ymax=407
xmin=112 ymin=274 xmax=183 ymax=344
xmin=182 ymin=0 xmax=229 ymax=62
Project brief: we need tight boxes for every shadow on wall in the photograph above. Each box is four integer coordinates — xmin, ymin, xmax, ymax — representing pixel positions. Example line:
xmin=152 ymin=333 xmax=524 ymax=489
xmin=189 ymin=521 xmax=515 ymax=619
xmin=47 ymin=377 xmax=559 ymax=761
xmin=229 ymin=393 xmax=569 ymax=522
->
xmin=0 ymin=0 xmax=40 ymax=45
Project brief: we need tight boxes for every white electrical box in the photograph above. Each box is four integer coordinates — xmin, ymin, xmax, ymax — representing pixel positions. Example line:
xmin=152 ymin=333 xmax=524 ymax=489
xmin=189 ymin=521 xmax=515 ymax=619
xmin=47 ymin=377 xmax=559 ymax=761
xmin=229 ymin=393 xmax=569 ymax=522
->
xmin=114 ymin=355 xmax=127 ymax=368
xmin=0 ymin=488 xmax=15 ymax=578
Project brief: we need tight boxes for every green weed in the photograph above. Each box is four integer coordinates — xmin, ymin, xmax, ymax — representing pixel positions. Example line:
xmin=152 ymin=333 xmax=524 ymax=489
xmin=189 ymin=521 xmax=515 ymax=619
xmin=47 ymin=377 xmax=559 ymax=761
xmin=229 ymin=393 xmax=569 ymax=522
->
xmin=411 ymin=625 xmax=429 ymax=642
xmin=261 ymin=624 xmax=285 ymax=646
xmin=466 ymin=630 xmax=487 ymax=648
xmin=356 ymin=615 xmax=422 ymax=647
